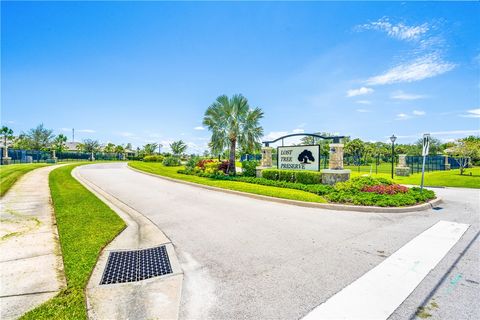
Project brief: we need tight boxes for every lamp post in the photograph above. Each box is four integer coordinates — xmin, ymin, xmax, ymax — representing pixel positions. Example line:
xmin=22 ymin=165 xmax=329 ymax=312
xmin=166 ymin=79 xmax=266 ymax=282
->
xmin=390 ymin=134 xmax=397 ymax=179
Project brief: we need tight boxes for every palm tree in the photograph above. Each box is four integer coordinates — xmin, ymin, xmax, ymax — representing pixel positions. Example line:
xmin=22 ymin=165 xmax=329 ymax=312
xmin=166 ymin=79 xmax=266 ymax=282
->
xmin=1 ymin=126 xmax=14 ymax=148
xmin=81 ymin=139 xmax=100 ymax=161
xmin=170 ymin=140 xmax=187 ymax=156
xmin=203 ymin=94 xmax=264 ymax=175
xmin=142 ymin=143 xmax=158 ymax=156
xmin=52 ymin=134 xmax=67 ymax=152
xmin=114 ymin=145 xmax=125 ymax=160
xmin=104 ymin=143 xmax=116 ymax=153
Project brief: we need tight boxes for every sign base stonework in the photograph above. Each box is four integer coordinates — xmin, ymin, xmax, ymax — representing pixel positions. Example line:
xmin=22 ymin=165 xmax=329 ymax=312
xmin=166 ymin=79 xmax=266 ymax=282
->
xmin=1 ymin=157 xmax=12 ymax=165
xmin=321 ymin=169 xmax=351 ymax=185
xmin=395 ymin=167 xmax=410 ymax=176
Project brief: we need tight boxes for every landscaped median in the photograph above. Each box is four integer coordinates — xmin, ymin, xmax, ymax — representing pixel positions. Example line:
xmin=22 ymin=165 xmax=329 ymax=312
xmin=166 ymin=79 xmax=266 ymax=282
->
xmin=128 ymin=160 xmax=438 ymax=209
xmin=128 ymin=161 xmax=327 ymax=203
xmin=21 ymin=164 xmax=125 ymax=320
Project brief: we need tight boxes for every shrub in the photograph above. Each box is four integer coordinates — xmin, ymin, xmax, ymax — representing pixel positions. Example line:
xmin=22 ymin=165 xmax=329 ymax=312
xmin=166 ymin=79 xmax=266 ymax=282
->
xmin=261 ymin=169 xmax=322 ymax=184
xmin=162 ymin=156 xmax=181 ymax=166
xmin=185 ymin=156 xmax=200 ymax=171
xmin=262 ymin=169 xmax=279 ymax=181
xmin=335 ymin=176 xmax=384 ymax=192
xmin=295 ymin=171 xmax=322 ymax=184
xmin=143 ymin=155 xmax=164 ymax=162
xmin=279 ymin=170 xmax=295 ymax=182
xmin=204 ymin=161 xmax=220 ymax=174
xmin=242 ymin=161 xmax=258 ymax=177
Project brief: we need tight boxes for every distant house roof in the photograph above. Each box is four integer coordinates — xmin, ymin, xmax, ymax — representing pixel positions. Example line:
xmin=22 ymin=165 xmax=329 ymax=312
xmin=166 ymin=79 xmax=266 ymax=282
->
xmin=65 ymin=141 xmax=81 ymax=151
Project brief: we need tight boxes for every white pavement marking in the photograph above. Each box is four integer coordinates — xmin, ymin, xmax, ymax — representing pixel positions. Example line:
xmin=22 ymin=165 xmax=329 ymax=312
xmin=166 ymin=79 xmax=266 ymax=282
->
xmin=302 ymin=220 xmax=470 ymax=320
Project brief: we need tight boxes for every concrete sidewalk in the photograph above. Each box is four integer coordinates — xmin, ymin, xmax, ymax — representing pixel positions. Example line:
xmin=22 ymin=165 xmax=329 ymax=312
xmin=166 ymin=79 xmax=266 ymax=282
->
xmin=0 ymin=165 xmax=66 ymax=320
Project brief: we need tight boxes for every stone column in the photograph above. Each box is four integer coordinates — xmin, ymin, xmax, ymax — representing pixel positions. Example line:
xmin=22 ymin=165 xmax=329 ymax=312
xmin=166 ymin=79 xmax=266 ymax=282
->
xmin=2 ymin=145 xmax=12 ymax=165
xmin=395 ymin=154 xmax=410 ymax=176
xmin=256 ymin=147 xmax=273 ymax=178
xmin=260 ymin=147 xmax=273 ymax=167
xmin=52 ymin=149 xmax=58 ymax=163
xmin=90 ymin=152 xmax=95 ymax=161
xmin=321 ymin=143 xmax=350 ymax=185
xmin=444 ymin=155 xmax=451 ymax=170
xmin=328 ymin=143 xmax=344 ymax=170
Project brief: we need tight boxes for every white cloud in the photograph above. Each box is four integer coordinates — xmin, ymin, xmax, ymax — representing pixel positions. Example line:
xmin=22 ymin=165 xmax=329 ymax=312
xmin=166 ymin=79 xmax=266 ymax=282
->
xmin=395 ymin=113 xmax=411 ymax=120
xmin=395 ymin=110 xmax=426 ymax=120
xmin=347 ymin=87 xmax=374 ymax=97
xmin=460 ymin=108 xmax=480 ymax=118
xmin=391 ymin=90 xmax=427 ymax=100
xmin=292 ymin=128 xmax=305 ymax=134
xmin=356 ymin=109 xmax=371 ymax=113
xmin=356 ymin=100 xmax=372 ymax=105
xmin=358 ymin=18 xmax=429 ymax=41
xmin=194 ymin=126 xmax=205 ymax=130
xmin=118 ymin=131 xmax=134 ymax=137
xmin=366 ymin=54 xmax=455 ymax=85
xmin=412 ymin=110 xmax=426 ymax=116
xmin=148 ymin=133 xmax=162 ymax=138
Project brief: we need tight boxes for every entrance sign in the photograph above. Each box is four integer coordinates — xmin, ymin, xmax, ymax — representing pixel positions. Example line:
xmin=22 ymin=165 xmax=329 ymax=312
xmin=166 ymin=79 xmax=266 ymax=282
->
xmin=277 ymin=145 xmax=320 ymax=171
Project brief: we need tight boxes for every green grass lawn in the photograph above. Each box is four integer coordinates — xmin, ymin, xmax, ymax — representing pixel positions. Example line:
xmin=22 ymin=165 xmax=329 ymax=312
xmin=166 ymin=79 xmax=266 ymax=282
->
xmin=0 ymin=163 xmax=51 ymax=197
xmin=350 ymin=167 xmax=480 ymax=188
xmin=129 ymin=161 xmax=327 ymax=203
xmin=21 ymin=164 xmax=125 ymax=320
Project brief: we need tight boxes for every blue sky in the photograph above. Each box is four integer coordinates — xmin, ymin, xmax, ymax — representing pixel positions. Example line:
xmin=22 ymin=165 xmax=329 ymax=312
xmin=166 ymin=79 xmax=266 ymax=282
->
xmin=2 ymin=1 xmax=479 ymax=152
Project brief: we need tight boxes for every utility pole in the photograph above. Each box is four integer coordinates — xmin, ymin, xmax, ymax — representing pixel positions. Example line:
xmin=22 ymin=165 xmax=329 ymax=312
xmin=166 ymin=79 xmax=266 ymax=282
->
xmin=72 ymin=128 xmax=75 ymax=142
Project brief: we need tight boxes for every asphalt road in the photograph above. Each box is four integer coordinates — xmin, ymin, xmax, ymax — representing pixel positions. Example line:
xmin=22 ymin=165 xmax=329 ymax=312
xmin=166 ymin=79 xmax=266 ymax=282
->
xmin=76 ymin=163 xmax=479 ymax=320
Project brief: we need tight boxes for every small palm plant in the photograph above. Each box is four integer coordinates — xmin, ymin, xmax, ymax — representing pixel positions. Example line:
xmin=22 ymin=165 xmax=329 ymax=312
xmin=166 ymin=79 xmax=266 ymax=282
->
xmin=1 ymin=126 xmax=14 ymax=149
xmin=203 ymin=94 xmax=264 ymax=175
xmin=52 ymin=134 xmax=68 ymax=152
xmin=170 ymin=140 xmax=187 ymax=157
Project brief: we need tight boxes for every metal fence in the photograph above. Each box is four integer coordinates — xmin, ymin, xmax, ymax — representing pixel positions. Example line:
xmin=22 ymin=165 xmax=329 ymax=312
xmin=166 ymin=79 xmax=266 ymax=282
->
xmin=0 ymin=148 xmax=128 ymax=165
xmin=406 ymin=155 xmax=460 ymax=173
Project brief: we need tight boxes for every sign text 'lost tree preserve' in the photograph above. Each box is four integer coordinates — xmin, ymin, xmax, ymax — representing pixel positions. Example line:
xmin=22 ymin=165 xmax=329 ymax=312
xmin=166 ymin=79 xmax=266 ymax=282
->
xmin=277 ymin=145 xmax=320 ymax=171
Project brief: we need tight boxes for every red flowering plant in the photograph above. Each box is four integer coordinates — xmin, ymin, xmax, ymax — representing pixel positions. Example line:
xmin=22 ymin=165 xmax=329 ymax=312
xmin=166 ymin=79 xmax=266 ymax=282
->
xmin=217 ymin=160 xmax=230 ymax=174
xmin=362 ymin=184 xmax=408 ymax=195
xmin=196 ymin=159 xmax=214 ymax=170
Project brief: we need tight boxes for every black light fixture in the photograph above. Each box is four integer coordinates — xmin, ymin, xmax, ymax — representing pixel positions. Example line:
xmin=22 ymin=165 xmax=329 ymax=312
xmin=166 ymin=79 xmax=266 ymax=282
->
xmin=390 ymin=134 xmax=397 ymax=179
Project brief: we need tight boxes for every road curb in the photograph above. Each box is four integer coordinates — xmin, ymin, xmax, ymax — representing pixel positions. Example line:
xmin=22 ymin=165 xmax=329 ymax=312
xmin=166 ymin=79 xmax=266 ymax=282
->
xmin=127 ymin=165 xmax=442 ymax=213
xmin=72 ymin=166 xmax=183 ymax=320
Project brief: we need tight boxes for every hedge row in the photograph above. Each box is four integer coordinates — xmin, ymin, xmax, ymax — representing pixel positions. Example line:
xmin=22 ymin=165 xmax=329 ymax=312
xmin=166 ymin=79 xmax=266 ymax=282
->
xmin=261 ymin=169 xmax=322 ymax=184
xmin=177 ymin=169 xmax=334 ymax=195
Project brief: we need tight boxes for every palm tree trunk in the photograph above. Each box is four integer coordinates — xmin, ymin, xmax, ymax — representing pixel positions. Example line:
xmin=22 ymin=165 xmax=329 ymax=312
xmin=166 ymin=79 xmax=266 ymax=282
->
xmin=229 ymin=139 xmax=236 ymax=175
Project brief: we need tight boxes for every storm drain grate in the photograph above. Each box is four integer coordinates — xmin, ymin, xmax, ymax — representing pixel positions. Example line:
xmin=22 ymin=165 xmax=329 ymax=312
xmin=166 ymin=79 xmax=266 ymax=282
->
xmin=100 ymin=246 xmax=172 ymax=285
xmin=432 ymin=206 xmax=443 ymax=211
